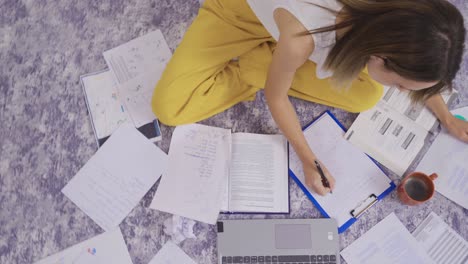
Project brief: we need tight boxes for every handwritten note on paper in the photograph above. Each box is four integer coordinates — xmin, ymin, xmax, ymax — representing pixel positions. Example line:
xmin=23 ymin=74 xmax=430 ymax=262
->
xmin=416 ymin=107 xmax=468 ymax=209
xmin=34 ymin=228 xmax=133 ymax=264
xmin=150 ymin=124 xmax=231 ymax=224
xmin=81 ymin=70 xmax=132 ymax=140
xmin=103 ymin=30 xmax=172 ymax=127
xmin=341 ymin=213 xmax=434 ymax=264
xmin=289 ymin=114 xmax=391 ymax=227
xmin=148 ymin=242 xmax=197 ymax=264
xmin=62 ymin=125 xmax=167 ymax=231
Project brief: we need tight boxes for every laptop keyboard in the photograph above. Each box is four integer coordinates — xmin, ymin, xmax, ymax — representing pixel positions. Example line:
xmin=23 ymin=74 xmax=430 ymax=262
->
xmin=221 ymin=255 xmax=337 ymax=263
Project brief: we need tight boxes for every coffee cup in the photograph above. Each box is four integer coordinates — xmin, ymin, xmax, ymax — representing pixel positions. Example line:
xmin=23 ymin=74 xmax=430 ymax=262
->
xmin=397 ymin=172 xmax=437 ymax=205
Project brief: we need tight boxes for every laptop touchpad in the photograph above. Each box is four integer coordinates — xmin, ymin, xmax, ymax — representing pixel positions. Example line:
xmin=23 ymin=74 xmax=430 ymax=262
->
xmin=275 ymin=224 xmax=312 ymax=249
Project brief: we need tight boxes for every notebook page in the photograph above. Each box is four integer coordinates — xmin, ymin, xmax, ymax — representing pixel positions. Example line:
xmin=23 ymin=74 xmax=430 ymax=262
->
xmin=413 ymin=212 xmax=468 ymax=264
xmin=228 ymin=133 xmax=288 ymax=213
xmin=34 ymin=229 xmax=133 ymax=264
xmin=341 ymin=213 xmax=434 ymax=264
xmin=415 ymin=107 xmax=468 ymax=209
xmin=289 ymin=113 xmax=391 ymax=227
xmin=62 ymin=125 xmax=167 ymax=231
xmin=150 ymin=124 xmax=231 ymax=224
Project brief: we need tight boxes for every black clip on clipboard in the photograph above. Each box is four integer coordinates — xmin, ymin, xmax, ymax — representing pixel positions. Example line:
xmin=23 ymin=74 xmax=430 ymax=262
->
xmin=350 ymin=194 xmax=379 ymax=218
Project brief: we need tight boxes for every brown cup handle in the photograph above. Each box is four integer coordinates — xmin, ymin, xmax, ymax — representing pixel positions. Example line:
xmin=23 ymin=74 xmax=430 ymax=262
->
xmin=429 ymin=173 xmax=438 ymax=181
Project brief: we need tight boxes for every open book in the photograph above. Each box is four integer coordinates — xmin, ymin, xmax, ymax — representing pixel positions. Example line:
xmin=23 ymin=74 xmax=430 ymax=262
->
xmin=344 ymin=86 xmax=456 ymax=176
xmin=150 ymin=124 xmax=289 ymax=224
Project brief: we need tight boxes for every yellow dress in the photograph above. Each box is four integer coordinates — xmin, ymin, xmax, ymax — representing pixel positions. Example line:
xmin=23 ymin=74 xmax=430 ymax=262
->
xmin=151 ymin=0 xmax=383 ymax=126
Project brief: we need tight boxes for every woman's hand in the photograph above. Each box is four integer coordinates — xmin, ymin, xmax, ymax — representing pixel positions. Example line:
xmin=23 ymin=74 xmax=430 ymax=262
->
xmin=303 ymin=160 xmax=335 ymax=196
xmin=442 ymin=115 xmax=468 ymax=143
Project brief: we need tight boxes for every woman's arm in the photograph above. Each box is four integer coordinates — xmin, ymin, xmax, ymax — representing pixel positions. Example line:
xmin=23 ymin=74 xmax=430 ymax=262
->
xmin=425 ymin=93 xmax=468 ymax=142
xmin=264 ymin=9 xmax=335 ymax=195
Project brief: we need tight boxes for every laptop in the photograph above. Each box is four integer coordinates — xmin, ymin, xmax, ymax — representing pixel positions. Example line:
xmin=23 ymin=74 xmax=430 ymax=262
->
xmin=217 ymin=218 xmax=339 ymax=264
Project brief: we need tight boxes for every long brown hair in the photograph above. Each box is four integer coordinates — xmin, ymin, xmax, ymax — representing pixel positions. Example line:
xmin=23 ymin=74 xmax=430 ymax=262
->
xmin=310 ymin=0 xmax=465 ymax=102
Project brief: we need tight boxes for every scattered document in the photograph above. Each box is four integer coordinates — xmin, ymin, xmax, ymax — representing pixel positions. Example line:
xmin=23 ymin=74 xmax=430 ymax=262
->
xmin=81 ymin=70 xmax=162 ymax=146
xmin=341 ymin=213 xmax=434 ymax=264
xmin=34 ymin=228 xmax=133 ymax=264
xmin=413 ymin=212 xmax=468 ymax=264
xmin=62 ymin=125 xmax=168 ymax=231
xmin=415 ymin=106 xmax=468 ymax=209
xmin=81 ymin=70 xmax=131 ymax=140
xmin=150 ymin=124 xmax=232 ymax=224
xmin=103 ymin=30 xmax=172 ymax=127
xmin=345 ymin=87 xmax=455 ymax=176
xmin=289 ymin=113 xmax=392 ymax=229
xmin=148 ymin=241 xmax=197 ymax=264
xmin=150 ymin=124 xmax=289 ymax=224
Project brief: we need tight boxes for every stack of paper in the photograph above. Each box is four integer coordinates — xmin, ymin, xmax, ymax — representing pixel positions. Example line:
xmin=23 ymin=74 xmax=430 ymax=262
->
xmin=82 ymin=30 xmax=172 ymax=146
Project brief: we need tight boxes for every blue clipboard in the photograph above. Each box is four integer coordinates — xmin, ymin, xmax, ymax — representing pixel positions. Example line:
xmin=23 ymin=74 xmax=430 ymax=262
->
xmin=288 ymin=111 xmax=396 ymax=233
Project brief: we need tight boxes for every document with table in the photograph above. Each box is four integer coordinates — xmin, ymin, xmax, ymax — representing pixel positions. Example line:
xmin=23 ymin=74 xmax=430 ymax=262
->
xmin=289 ymin=111 xmax=395 ymax=233
xmin=62 ymin=125 xmax=168 ymax=231
xmin=413 ymin=212 xmax=468 ymax=264
xmin=341 ymin=213 xmax=434 ymax=264
xmin=345 ymin=87 xmax=455 ymax=176
xmin=415 ymin=106 xmax=468 ymax=209
xmin=150 ymin=124 xmax=289 ymax=224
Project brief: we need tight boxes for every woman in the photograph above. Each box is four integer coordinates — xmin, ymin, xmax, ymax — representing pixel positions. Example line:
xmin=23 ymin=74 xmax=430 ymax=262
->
xmin=151 ymin=0 xmax=467 ymax=195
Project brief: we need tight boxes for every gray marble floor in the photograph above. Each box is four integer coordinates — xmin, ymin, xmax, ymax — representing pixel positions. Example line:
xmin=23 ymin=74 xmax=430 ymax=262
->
xmin=1 ymin=0 xmax=467 ymax=263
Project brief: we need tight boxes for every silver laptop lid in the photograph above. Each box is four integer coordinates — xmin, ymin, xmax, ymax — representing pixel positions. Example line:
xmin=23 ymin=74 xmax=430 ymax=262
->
xmin=217 ymin=218 xmax=339 ymax=263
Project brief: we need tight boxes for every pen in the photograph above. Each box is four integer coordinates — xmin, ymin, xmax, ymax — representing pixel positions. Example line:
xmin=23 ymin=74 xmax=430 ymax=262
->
xmin=314 ymin=160 xmax=332 ymax=194
xmin=454 ymin=114 xmax=466 ymax=121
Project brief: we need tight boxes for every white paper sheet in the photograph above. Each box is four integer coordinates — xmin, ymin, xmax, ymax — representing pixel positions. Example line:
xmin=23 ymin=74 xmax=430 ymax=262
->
xmin=341 ymin=213 xmax=434 ymax=264
xmin=228 ymin=133 xmax=288 ymax=213
xmin=413 ymin=212 xmax=468 ymax=264
xmin=150 ymin=124 xmax=231 ymax=224
xmin=62 ymin=125 xmax=167 ymax=231
xmin=81 ymin=70 xmax=132 ymax=140
xmin=289 ymin=113 xmax=391 ymax=227
xmin=103 ymin=30 xmax=172 ymax=127
xmin=34 ymin=229 xmax=133 ymax=264
xmin=415 ymin=107 xmax=468 ymax=209
xmin=148 ymin=242 xmax=196 ymax=264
